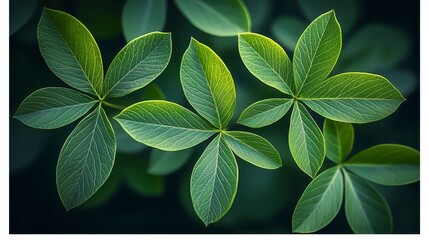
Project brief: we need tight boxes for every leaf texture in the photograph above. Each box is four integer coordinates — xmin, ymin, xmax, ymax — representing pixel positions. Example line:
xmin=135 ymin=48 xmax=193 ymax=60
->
xmin=293 ymin=167 xmax=343 ymax=233
xmin=37 ymin=8 xmax=103 ymax=96
xmin=223 ymin=131 xmax=282 ymax=169
xmin=238 ymin=32 xmax=294 ymax=95
xmin=104 ymin=32 xmax=171 ymax=98
xmin=191 ymin=134 xmax=238 ymax=226
xmin=115 ymin=100 xmax=216 ymax=151
xmin=289 ymin=102 xmax=325 ymax=178
xmin=237 ymin=98 xmax=293 ymax=128
xmin=57 ymin=105 xmax=116 ymax=210
xmin=14 ymin=87 xmax=96 ymax=129
xmin=300 ymin=72 xmax=405 ymax=123
xmin=345 ymin=144 xmax=419 ymax=186
xmin=180 ymin=38 xmax=235 ymax=129
xmin=323 ymin=119 xmax=354 ymax=163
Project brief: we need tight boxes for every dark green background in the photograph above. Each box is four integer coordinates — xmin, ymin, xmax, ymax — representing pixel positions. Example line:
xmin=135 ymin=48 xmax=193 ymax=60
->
xmin=10 ymin=0 xmax=420 ymax=233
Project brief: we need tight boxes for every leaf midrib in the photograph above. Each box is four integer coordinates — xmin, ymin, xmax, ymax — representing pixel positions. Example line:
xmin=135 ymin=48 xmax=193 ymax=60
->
xmin=117 ymin=118 xmax=216 ymax=132
xmin=15 ymin=101 xmax=96 ymax=118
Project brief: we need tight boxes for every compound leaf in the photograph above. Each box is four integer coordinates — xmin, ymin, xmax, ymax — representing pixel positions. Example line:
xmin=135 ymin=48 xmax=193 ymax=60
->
xmin=292 ymin=167 xmax=343 ymax=233
xmin=237 ymin=98 xmax=293 ymax=128
xmin=223 ymin=131 xmax=282 ymax=169
xmin=345 ymin=144 xmax=419 ymax=186
xmin=148 ymin=148 xmax=193 ymax=176
xmin=300 ymin=73 xmax=405 ymax=123
xmin=104 ymin=32 xmax=171 ymax=98
xmin=238 ymin=32 xmax=294 ymax=95
xmin=115 ymin=100 xmax=216 ymax=151
xmin=57 ymin=105 xmax=116 ymax=211
xmin=344 ymin=170 xmax=393 ymax=234
xmin=181 ymin=38 xmax=235 ymax=129
xmin=14 ymin=87 xmax=96 ymax=129
xmin=293 ymin=10 xmax=341 ymax=93
xmin=37 ymin=8 xmax=103 ymax=97
xmin=323 ymin=119 xmax=354 ymax=163
xmin=122 ymin=0 xmax=167 ymax=42
xmin=289 ymin=101 xmax=325 ymax=178
xmin=174 ymin=0 xmax=251 ymax=36
xmin=191 ymin=134 xmax=238 ymax=226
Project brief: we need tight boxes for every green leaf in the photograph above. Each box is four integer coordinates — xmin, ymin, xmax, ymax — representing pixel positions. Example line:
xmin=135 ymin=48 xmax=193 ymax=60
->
xmin=124 ymin=156 xmax=164 ymax=197
xmin=103 ymin=32 xmax=172 ymax=98
xmin=57 ymin=105 xmax=116 ymax=211
xmin=14 ymin=87 xmax=96 ymax=129
xmin=238 ymin=32 xmax=294 ymax=95
xmin=292 ymin=167 xmax=343 ymax=233
xmin=122 ymin=0 xmax=167 ymax=42
xmin=300 ymin=73 xmax=405 ymax=123
xmin=180 ymin=38 xmax=236 ymax=129
xmin=237 ymin=98 xmax=293 ymax=128
xmin=345 ymin=144 xmax=419 ymax=186
xmin=174 ymin=0 xmax=251 ymax=36
xmin=37 ymin=8 xmax=103 ymax=97
xmin=191 ymin=134 xmax=238 ymax=226
xmin=289 ymin=101 xmax=325 ymax=178
xmin=271 ymin=16 xmax=306 ymax=51
xmin=343 ymin=170 xmax=393 ymax=234
xmin=299 ymin=0 xmax=358 ymax=34
xmin=148 ymin=148 xmax=193 ymax=176
xmin=115 ymin=100 xmax=216 ymax=151
xmin=223 ymin=131 xmax=282 ymax=169
xmin=293 ymin=10 xmax=341 ymax=93
xmin=323 ymin=119 xmax=354 ymax=163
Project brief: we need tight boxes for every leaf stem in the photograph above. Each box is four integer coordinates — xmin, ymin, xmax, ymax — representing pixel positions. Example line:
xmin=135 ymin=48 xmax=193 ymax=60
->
xmin=102 ymin=101 xmax=126 ymax=111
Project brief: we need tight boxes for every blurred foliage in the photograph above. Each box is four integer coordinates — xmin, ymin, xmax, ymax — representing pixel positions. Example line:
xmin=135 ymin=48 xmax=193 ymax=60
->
xmin=10 ymin=0 xmax=419 ymax=234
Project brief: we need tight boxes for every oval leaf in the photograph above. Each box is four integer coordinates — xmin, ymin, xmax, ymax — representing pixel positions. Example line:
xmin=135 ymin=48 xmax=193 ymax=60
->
xmin=122 ymin=0 xmax=167 ymax=42
xmin=223 ymin=131 xmax=282 ymax=169
xmin=344 ymin=171 xmax=393 ymax=234
xmin=345 ymin=144 xmax=419 ymax=186
xmin=57 ymin=105 xmax=116 ymax=210
xmin=14 ymin=87 xmax=96 ymax=129
xmin=148 ymin=148 xmax=193 ymax=176
xmin=191 ymin=135 xmax=238 ymax=226
xmin=237 ymin=98 xmax=293 ymax=128
xmin=114 ymin=100 xmax=216 ymax=151
xmin=300 ymin=73 xmax=405 ymax=123
xmin=180 ymin=38 xmax=236 ymax=129
xmin=323 ymin=119 xmax=354 ymax=163
xmin=271 ymin=16 xmax=306 ymax=51
xmin=292 ymin=167 xmax=343 ymax=233
xmin=293 ymin=10 xmax=341 ymax=93
xmin=289 ymin=102 xmax=325 ymax=178
xmin=103 ymin=32 xmax=172 ymax=98
xmin=174 ymin=0 xmax=251 ymax=36
xmin=37 ymin=8 xmax=103 ymax=96
xmin=238 ymin=32 xmax=294 ymax=95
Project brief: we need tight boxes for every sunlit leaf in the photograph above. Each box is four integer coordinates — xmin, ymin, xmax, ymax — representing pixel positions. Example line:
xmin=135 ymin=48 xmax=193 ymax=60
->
xmin=57 ymin=105 xmax=116 ymax=210
xmin=345 ymin=144 xmax=419 ymax=186
xmin=14 ymin=87 xmax=96 ymax=129
xmin=323 ymin=119 xmax=354 ymax=163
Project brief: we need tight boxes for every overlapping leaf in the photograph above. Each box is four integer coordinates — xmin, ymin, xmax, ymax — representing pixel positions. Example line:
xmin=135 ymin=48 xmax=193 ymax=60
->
xmin=343 ymin=171 xmax=393 ymax=233
xmin=103 ymin=32 xmax=171 ymax=98
xmin=191 ymin=135 xmax=238 ymax=226
xmin=180 ymin=38 xmax=235 ymax=129
xmin=223 ymin=131 xmax=282 ymax=169
xmin=293 ymin=167 xmax=343 ymax=233
xmin=238 ymin=32 xmax=294 ymax=95
xmin=300 ymin=73 xmax=405 ymax=123
xmin=345 ymin=144 xmax=419 ymax=186
xmin=37 ymin=8 xmax=103 ymax=96
xmin=57 ymin=105 xmax=116 ymax=211
xmin=174 ymin=0 xmax=251 ymax=36
xmin=289 ymin=102 xmax=325 ymax=178
xmin=323 ymin=119 xmax=354 ymax=163
xmin=14 ymin=87 xmax=96 ymax=129
xmin=115 ymin=100 xmax=216 ymax=151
